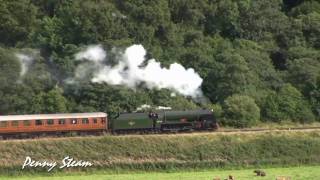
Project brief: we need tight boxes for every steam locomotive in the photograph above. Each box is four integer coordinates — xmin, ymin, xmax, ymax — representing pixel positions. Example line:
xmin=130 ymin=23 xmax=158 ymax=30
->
xmin=0 ymin=109 xmax=218 ymax=138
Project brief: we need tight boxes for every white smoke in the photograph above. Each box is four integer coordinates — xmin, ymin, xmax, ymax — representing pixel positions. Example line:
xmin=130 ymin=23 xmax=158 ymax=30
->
xmin=157 ymin=106 xmax=172 ymax=110
xmin=74 ymin=44 xmax=204 ymax=98
xmin=135 ymin=104 xmax=172 ymax=112
xmin=136 ymin=104 xmax=151 ymax=111
xmin=16 ymin=53 xmax=33 ymax=76
xmin=75 ymin=45 xmax=106 ymax=63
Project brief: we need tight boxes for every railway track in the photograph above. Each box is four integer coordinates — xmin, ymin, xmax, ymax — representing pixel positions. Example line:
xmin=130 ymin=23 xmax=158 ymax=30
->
xmin=113 ymin=126 xmax=320 ymax=137
xmin=2 ymin=126 xmax=320 ymax=140
xmin=172 ymin=126 xmax=320 ymax=136
xmin=219 ymin=126 xmax=320 ymax=132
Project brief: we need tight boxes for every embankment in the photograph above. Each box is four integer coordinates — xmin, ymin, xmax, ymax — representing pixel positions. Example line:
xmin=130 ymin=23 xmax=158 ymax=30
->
xmin=1 ymin=131 xmax=320 ymax=175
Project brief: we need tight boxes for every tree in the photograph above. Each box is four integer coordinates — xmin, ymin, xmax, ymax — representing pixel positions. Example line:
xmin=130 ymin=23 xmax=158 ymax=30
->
xmin=149 ymin=89 xmax=198 ymax=110
xmin=0 ymin=48 xmax=20 ymax=89
xmin=310 ymin=77 xmax=320 ymax=120
xmin=223 ymin=95 xmax=260 ymax=128
xmin=204 ymin=103 xmax=223 ymax=120
xmin=238 ymin=0 xmax=289 ymax=41
xmin=30 ymin=88 xmax=67 ymax=113
xmin=204 ymin=0 xmax=240 ymax=38
xmin=0 ymin=84 xmax=35 ymax=115
xmin=168 ymin=0 xmax=206 ymax=27
xmin=288 ymin=1 xmax=320 ymax=17
xmin=287 ymin=57 xmax=320 ymax=96
xmin=234 ymin=39 xmax=283 ymax=89
xmin=55 ymin=0 xmax=129 ymax=45
xmin=0 ymin=0 xmax=318 ymax=125
xmin=203 ymin=51 xmax=258 ymax=103
xmin=300 ymin=12 xmax=320 ymax=48
xmin=0 ymin=0 xmax=38 ymax=46
xmin=263 ymin=84 xmax=315 ymax=122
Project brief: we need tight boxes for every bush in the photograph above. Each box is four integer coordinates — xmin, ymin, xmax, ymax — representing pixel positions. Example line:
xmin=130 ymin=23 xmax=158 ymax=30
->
xmin=263 ymin=84 xmax=315 ymax=123
xmin=223 ymin=94 xmax=260 ymax=128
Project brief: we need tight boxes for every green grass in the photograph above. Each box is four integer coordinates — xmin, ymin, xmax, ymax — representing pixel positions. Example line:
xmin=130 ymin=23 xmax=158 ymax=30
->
xmin=2 ymin=166 xmax=320 ymax=180
xmin=1 ymin=131 xmax=320 ymax=175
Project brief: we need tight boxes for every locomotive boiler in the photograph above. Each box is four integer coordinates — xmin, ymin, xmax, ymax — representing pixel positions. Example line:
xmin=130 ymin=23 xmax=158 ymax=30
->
xmin=111 ymin=109 xmax=218 ymax=133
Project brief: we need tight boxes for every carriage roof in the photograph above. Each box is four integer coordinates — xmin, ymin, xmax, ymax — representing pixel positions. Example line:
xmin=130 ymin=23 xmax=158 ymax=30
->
xmin=0 ymin=112 xmax=107 ymax=121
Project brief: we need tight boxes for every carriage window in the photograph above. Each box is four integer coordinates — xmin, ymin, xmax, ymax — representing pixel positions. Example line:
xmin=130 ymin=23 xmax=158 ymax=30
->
xmin=101 ymin=119 xmax=105 ymax=124
xmin=11 ymin=121 xmax=19 ymax=126
xmin=82 ymin=118 xmax=89 ymax=124
xmin=23 ymin=120 xmax=30 ymax=126
xmin=71 ymin=119 xmax=77 ymax=124
xmin=93 ymin=118 xmax=97 ymax=124
xmin=0 ymin=121 xmax=7 ymax=127
xmin=35 ymin=120 xmax=42 ymax=125
xmin=58 ymin=119 xmax=65 ymax=125
xmin=47 ymin=119 xmax=54 ymax=125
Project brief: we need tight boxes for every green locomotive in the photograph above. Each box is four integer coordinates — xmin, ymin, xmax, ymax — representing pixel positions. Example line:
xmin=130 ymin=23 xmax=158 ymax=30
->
xmin=111 ymin=109 xmax=218 ymax=133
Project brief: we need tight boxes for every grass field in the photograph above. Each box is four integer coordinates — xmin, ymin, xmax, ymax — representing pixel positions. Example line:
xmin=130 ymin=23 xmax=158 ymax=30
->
xmin=1 ymin=130 xmax=320 ymax=175
xmin=2 ymin=166 xmax=320 ymax=180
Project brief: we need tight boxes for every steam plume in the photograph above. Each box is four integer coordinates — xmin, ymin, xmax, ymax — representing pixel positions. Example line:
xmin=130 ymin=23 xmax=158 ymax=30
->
xmin=16 ymin=53 xmax=33 ymax=76
xmin=75 ymin=45 xmax=106 ymax=63
xmin=74 ymin=44 xmax=204 ymax=98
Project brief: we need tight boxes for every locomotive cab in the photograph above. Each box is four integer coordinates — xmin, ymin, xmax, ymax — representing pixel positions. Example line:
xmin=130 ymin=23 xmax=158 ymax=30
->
xmin=198 ymin=113 xmax=217 ymax=130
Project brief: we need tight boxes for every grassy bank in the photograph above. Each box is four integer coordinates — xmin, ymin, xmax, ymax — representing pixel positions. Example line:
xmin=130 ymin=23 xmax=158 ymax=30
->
xmin=1 ymin=131 xmax=320 ymax=175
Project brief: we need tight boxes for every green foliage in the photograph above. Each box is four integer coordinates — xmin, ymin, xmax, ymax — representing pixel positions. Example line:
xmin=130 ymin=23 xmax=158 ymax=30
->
xmin=30 ymin=88 xmax=67 ymax=113
xmin=234 ymin=39 xmax=283 ymax=89
xmin=148 ymin=89 xmax=198 ymax=110
xmin=288 ymin=1 xmax=320 ymax=16
xmin=0 ymin=0 xmax=38 ymax=46
xmin=310 ymin=77 xmax=320 ymax=119
xmin=206 ymin=103 xmax=223 ymax=120
xmin=287 ymin=57 xmax=320 ymax=96
xmin=204 ymin=0 xmax=240 ymax=38
xmin=34 ymin=16 xmax=64 ymax=51
xmin=238 ymin=0 xmax=289 ymax=41
xmin=0 ymin=48 xmax=20 ymax=89
xmin=203 ymin=51 xmax=258 ymax=103
xmin=300 ymin=12 xmax=320 ymax=49
xmin=223 ymin=95 xmax=260 ymax=128
xmin=263 ymin=84 xmax=315 ymax=123
xmin=0 ymin=0 xmax=318 ymax=125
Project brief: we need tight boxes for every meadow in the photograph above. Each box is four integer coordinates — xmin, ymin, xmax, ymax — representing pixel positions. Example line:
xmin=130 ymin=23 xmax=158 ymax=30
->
xmin=0 ymin=130 xmax=320 ymax=175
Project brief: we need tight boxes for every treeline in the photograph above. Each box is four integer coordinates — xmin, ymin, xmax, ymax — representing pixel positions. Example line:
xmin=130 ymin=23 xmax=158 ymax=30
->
xmin=0 ymin=0 xmax=319 ymax=127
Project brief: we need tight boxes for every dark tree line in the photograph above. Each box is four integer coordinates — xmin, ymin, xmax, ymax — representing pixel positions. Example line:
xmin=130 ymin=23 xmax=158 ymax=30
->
xmin=0 ymin=0 xmax=319 ymax=127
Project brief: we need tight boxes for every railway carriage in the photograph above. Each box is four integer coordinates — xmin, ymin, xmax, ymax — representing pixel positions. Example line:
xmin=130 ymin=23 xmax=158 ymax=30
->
xmin=0 ymin=112 xmax=107 ymax=138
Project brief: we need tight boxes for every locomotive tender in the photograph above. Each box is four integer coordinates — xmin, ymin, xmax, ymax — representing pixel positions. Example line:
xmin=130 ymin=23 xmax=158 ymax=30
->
xmin=0 ymin=109 xmax=217 ymax=138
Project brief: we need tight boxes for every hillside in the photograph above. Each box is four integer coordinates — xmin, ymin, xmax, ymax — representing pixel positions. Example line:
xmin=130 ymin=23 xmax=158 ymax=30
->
xmin=0 ymin=0 xmax=319 ymax=127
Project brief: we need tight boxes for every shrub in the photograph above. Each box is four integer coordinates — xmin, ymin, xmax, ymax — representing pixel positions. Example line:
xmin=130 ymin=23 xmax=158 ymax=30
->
xmin=263 ymin=84 xmax=315 ymax=123
xmin=223 ymin=94 xmax=260 ymax=127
